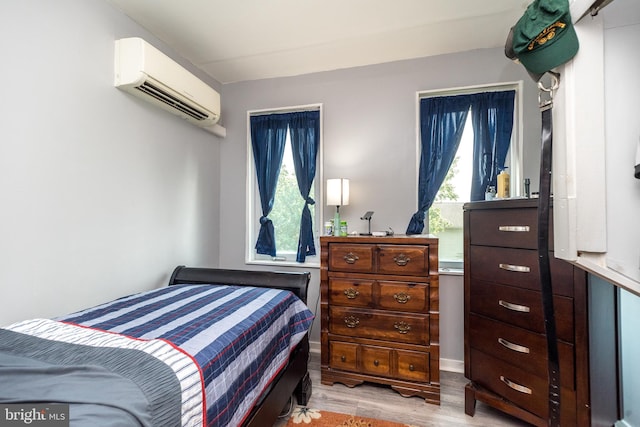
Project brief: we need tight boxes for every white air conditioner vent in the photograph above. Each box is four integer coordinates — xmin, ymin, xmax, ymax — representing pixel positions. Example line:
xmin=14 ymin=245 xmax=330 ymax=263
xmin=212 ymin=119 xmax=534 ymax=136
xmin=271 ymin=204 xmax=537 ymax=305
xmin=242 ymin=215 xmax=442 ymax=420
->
xmin=135 ymin=81 xmax=209 ymax=121
xmin=114 ymin=37 xmax=222 ymax=134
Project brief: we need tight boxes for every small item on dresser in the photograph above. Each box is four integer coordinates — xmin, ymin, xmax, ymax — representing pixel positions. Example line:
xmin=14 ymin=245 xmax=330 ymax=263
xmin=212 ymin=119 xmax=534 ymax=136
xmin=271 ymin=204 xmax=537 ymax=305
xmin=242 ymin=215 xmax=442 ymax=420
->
xmin=324 ymin=221 xmax=333 ymax=236
xmin=485 ymin=185 xmax=497 ymax=200
xmin=497 ymin=168 xmax=510 ymax=198
xmin=339 ymin=221 xmax=348 ymax=236
xmin=524 ymin=178 xmax=531 ymax=198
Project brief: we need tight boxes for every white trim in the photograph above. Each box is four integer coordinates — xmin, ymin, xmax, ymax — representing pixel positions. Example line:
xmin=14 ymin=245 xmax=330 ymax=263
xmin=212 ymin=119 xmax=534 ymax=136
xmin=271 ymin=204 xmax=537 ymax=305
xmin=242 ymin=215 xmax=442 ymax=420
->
xmin=245 ymin=104 xmax=324 ymax=266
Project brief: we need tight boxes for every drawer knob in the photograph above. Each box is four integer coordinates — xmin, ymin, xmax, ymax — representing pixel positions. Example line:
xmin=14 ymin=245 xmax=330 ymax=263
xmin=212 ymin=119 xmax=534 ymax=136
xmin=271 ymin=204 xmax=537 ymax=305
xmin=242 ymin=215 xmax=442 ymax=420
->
xmin=344 ymin=288 xmax=360 ymax=299
xmin=409 ymin=364 xmax=415 ymax=372
xmin=498 ymin=263 xmax=531 ymax=273
xmin=498 ymin=337 xmax=531 ymax=354
xmin=393 ymin=253 xmax=411 ymax=266
xmin=500 ymin=375 xmax=532 ymax=395
xmin=344 ymin=316 xmax=360 ymax=328
xmin=374 ymin=360 xmax=379 ymax=367
xmin=498 ymin=299 xmax=531 ymax=313
xmin=343 ymin=252 xmax=360 ymax=264
xmin=341 ymin=355 xmax=346 ymax=362
xmin=498 ymin=225 xmax=530 ymax=232
xmin=394 ymin=321 xmax=411 ymax=334
xmin=393 ymin=292 xmax=411 ymax=304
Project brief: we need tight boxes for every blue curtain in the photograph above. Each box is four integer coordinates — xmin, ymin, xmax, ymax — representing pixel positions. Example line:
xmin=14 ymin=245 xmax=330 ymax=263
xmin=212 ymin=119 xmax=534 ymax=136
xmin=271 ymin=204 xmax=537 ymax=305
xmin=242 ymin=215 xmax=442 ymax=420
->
xmin=288 ymin=111 xmax=320 ymax=262
xmin=406 ymin=95 xmax=472 ymax=234
xmin=469 ymin=91 xmax=515 ymax=201
xmin=250 ymin=114 xmax=289 ymax=256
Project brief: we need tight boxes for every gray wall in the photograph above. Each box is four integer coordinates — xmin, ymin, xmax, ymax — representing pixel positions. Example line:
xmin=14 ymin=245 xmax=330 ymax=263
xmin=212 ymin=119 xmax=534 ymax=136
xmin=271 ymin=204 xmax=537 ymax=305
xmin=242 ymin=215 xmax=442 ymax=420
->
xmin=219 ymin=48 xmax=542 ymax=365
xmin=0 ymin=0 xmax=222 ymax=325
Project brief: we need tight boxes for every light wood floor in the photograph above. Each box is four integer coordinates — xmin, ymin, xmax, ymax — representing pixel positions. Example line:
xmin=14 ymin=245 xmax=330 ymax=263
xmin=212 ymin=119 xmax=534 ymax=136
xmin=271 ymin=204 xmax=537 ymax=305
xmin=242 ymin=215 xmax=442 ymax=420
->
xmin=274 ymin=352 xmax=529 ymax=426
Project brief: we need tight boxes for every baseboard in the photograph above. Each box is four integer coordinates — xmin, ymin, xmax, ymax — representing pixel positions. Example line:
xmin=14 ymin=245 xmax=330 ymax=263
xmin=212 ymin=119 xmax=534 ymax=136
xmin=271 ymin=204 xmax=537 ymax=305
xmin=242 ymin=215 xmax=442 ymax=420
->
xmin=310 ymin=340 xmax=321 ymax=355
xmin=308 ymin=340 xmax=464 ymax=373
xmin=439 ymin=358 xmax=464 ymax=373
xmin=615 ymin=420 xmax=632 ymax=427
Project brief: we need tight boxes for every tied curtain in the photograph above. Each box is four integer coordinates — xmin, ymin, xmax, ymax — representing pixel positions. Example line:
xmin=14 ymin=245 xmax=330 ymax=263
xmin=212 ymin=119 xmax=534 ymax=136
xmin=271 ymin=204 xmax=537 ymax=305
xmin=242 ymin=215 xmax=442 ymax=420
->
xmin=289 ymin=111 xmax=320 ymax=262
xmin=250 ymin=113 xmax=289 ymax=256
xmin=250 ymin=111 xmax=320 ymax=262
xmin=406 ymin=90 xmax=515 ymax=235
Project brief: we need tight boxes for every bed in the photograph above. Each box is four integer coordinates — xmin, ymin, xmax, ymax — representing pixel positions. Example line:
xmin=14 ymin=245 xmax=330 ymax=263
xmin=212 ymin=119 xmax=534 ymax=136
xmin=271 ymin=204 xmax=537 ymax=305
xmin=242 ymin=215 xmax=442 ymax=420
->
xmin=0 ymin=266 xmax=314 ymax=427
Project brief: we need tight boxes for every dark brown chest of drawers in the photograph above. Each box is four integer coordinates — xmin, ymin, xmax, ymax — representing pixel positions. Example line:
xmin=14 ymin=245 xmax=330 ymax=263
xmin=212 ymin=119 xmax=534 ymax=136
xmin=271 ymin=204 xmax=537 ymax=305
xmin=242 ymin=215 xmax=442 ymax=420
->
xmin=320 ymin=235 xmax=440 ymax=404
xmin=464 ymin=199 xmax=591 ymax=426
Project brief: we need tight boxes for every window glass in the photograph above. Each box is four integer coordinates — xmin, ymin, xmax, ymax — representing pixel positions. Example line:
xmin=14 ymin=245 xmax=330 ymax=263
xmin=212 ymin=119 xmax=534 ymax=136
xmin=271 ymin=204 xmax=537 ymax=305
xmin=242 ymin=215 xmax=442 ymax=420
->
xmin=247 ymin=106 xmax=321 ymax=267
xmin=421 ymin=84 xmax=521 ymax=271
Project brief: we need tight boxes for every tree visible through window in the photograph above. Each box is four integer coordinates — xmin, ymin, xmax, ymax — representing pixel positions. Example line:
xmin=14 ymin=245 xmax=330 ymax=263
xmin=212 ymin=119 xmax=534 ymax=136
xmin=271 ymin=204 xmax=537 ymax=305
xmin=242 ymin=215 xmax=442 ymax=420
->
xmin=269 ymin=137 xmax=315 ymax=255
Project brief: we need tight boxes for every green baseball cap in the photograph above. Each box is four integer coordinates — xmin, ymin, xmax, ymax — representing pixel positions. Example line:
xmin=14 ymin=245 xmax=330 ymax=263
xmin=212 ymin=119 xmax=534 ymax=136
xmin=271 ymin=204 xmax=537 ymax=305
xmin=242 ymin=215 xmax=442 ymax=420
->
xmin=508 ymin=0 xmax=579 ymax=75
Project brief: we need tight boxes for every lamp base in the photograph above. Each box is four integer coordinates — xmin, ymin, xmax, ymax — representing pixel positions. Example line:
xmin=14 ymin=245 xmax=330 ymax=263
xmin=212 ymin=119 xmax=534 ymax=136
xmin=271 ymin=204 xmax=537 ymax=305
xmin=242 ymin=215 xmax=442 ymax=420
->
xmin=333 ymin=211 xmax=341 ymax=236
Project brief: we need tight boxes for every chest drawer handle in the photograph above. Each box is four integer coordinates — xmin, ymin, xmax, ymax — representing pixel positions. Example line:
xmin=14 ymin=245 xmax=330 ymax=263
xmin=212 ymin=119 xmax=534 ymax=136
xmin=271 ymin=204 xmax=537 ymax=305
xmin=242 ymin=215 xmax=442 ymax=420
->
xmin=394 ymin=292 xmax=411 ymax=304
xmin=394 ymin=321 xmax=411 ymax=334
xmin=498 ymin=263 xmax=531 ymax=273
xmin=409 ymin=364 xmax=415 ymax=371
xmin=344 ymin=288 xmax=360 ymax=299
xmin=344 ymin=316 xmax=360 ymax=328
xmin=498 ymin=300 xmax=531 ymax=313
xmin=498 ymin=337 xmax=531 ymax=354
xmin=343 ymin=253 xmax=360 ymax=264
xmin=393 ymin=253 xmax=411 ymax=266
xmin=498 ymin=225 xmax=530 ymax=232
xmin=500 ymin=375 xmax=533 ymax=395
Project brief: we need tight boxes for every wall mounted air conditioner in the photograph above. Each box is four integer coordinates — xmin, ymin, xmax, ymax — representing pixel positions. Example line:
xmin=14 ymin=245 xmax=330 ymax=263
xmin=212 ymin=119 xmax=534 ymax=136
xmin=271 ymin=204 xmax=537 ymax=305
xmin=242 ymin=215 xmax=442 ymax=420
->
xmin=114 ymin=37 xmax=224 ymax=136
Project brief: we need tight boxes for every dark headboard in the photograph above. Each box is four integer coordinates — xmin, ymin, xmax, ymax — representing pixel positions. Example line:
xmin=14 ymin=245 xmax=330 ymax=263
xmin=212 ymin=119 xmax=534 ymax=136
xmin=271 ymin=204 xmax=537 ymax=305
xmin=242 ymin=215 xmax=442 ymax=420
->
xmin=168 ymin=266 xmax=311 ymax=304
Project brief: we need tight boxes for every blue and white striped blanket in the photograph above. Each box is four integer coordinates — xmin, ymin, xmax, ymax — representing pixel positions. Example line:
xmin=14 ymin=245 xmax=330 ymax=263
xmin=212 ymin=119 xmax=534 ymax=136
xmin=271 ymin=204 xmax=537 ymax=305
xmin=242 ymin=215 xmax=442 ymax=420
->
xmin=5 ymin=284 xmax=314 ymax=427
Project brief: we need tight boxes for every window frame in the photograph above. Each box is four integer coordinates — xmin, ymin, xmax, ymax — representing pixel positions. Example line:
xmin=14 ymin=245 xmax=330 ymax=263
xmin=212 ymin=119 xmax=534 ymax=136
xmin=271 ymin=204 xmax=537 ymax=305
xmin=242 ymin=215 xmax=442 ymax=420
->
xmin=245 ymin=103 xmax=323 ymax=268
xmin=416 ymin=81 xmax=523 ymax=272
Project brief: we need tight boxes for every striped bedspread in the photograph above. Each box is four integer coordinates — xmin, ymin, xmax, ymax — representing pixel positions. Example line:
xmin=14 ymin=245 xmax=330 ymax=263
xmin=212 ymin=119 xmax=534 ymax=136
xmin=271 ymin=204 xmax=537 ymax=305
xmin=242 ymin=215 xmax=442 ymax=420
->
xmin=55 ymin=284 xmax=314 ymax=426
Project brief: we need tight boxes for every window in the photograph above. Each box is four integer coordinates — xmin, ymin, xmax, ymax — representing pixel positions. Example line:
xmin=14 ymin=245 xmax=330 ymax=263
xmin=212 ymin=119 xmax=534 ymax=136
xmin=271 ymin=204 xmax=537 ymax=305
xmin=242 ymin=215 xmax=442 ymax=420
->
xmin=418 ymin=83 xmax=522 ymax=271
xmin=246 ymin=105 xmax=322 ymax=267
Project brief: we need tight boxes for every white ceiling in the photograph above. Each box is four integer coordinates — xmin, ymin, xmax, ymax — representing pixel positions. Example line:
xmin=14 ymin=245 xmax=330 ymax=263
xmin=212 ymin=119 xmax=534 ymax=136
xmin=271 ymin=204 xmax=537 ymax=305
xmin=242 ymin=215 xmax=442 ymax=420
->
xmin=107 ymin=0 xmax=530 ymax=84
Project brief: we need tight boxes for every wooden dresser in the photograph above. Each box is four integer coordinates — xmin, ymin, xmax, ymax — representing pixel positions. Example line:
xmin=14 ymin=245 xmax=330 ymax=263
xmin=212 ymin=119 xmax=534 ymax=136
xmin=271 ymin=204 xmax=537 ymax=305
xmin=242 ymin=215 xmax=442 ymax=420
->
xmin=464 ymin=199 xmax=592 ymax=426
xmin=320 ymin=235 xmax=440 ymax=404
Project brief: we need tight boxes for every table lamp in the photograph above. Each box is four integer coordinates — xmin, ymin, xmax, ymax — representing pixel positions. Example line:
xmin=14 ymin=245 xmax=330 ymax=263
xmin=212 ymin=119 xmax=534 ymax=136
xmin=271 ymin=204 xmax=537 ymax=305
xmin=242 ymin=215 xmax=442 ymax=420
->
xmin=326 ymin=178 xmax=349 ymax=236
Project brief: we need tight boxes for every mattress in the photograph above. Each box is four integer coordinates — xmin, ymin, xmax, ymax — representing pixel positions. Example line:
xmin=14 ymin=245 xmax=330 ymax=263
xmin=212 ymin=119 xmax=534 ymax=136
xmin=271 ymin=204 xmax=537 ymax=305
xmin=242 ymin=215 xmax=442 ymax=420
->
xmin=1 ymin=284 xmax=314 ymax=427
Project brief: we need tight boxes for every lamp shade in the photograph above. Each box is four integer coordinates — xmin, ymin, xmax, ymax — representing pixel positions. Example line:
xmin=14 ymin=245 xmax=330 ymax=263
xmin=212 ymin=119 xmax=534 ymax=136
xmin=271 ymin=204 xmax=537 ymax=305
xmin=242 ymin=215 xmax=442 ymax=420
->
xmin=326 ymin=178 xmax=349 ymax=206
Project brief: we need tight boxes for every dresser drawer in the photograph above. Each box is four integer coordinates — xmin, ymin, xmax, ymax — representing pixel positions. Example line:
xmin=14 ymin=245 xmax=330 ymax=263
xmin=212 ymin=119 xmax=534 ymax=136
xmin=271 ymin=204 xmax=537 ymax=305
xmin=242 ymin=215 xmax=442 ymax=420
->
xmin=469 ymin=280 xmax=575 ymax=342
xmin=470 ymin=349 xmax=576 ymax=424
xmin=468 ymin=207 xmax=539 ymax=249
xmin=329 ymin=341 xmax=358 ymax=371
xmin=329 ymin=278 xmax=374 ymax=307
xmin=328 ymin=342 xmax=431 ymax=383
xmin=378 ymin=281 xmax=428 ymax=313
xmin=469 ymin=246 xmax=575 ymax=296
xmin=378 ymin=245 xmax=430 ymax=276
xmin=361 ymin=346 xmax=392 ymax=377
xmin=329 ymin=306 xmax=429 ymax=345
xmin=396 ymin=349 xmax=430 ymax=382
xmin=469 ymin=314 xmax=575 ymax=389
xmin=328 ymin=244 xmax=375 ymax=273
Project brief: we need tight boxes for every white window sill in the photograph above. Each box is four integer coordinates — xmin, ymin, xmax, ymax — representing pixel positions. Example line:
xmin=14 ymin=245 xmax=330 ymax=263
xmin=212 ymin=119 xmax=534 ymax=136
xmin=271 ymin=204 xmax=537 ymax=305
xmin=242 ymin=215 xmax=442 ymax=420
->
xmin=246 ymin=259 xmax=320 ymax=269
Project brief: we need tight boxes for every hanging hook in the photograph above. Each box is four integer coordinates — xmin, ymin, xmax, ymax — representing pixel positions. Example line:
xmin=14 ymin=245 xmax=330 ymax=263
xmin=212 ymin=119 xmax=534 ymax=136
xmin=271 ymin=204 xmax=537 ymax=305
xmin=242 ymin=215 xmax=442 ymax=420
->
xmin=538 ymin=71 xmax=560 ymax=111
